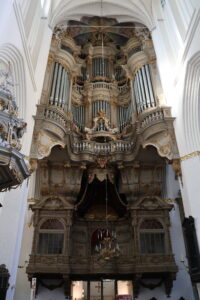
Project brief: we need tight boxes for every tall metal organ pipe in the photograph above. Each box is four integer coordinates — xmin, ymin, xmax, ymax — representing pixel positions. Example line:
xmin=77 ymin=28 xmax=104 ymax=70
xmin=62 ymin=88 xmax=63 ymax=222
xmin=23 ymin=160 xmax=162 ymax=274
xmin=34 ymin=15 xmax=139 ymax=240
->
xmin=92 ymin=101 xmax=110 ymax=119
xmin=49 ymin=62 xmax=70 ymax=110
xmin=92 ymin=58 xmax=109 ymax=78
xmin=72 ymin=105 xmax=85 ymax=130
xmin=133 ymin=64 xmax=156 ymax=114
xmin=118 ymin=104 xmax=132 ymax=131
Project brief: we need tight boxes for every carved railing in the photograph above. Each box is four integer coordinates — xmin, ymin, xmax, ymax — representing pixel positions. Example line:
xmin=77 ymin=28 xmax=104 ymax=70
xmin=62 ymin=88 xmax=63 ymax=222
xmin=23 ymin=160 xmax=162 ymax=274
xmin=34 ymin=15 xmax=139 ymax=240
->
xmin=27 ymin=253 xmax=176 ymax=273
xmin=72 ymin=140 xmax=134 ymax=154
xmin=90 ymin=82 xmax=113 ymax=90
xmin=44 ymin=106 xmax=68 ymax=128
xmin=73 ymin=83 xmax=83 ymax=93
xmin=139 ymin=107 xmax=165 ymax=131
xmin=27 ymin=253 xmax=177 ymax=298
xmin=81 ymin=82 xmax=129 ymax=94
xmin=135 ymin=254 xmax=176 ymax=265
xmin=28 ymin=254 xmax=68 ymax=265
xmin=27 ymin=254 xmax=69 ymax=276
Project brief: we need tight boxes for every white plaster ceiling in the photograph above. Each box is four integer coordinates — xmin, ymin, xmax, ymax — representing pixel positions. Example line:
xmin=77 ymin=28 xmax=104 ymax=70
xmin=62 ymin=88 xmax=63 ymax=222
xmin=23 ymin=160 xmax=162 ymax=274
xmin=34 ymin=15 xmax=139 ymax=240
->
xmin=49 ymin=0 xmax=155 ymax=30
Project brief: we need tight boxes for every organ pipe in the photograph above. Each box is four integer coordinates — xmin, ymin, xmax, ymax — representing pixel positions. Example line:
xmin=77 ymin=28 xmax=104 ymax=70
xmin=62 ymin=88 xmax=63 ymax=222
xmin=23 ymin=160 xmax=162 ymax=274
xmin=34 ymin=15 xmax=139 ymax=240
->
xmin=133 ymin=64 xmax=156 ymax=114
xmin=72 ymin=105 xmax=85 ymax=130
xmin=141 ymin=67 xmax=151 ymax=108
xmin=50 ymin=62 xmax=70 ymax=111
xmin=145 ymin=65 xmax=155 ymax=106
xmin=55 ymin=64 xmax=62 ymax=105
xmin=59 ymin=68 xmax=65 ymax=107
xmin=118 ymin=104 xmax=132 ymax=131
xmin=50 ymin=62 xmax=58 ymax=105
xmin=92 ymin=58 xmax=109 ymax=78
xmin=92 ymin=101 xmax=111 ymax=119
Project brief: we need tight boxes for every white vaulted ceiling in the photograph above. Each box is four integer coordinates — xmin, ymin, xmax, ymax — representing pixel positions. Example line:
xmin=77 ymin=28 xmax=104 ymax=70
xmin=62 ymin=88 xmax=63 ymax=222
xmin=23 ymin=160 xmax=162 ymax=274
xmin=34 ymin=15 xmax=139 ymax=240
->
xmin=49 ymin=0 xmax=155 ymax=30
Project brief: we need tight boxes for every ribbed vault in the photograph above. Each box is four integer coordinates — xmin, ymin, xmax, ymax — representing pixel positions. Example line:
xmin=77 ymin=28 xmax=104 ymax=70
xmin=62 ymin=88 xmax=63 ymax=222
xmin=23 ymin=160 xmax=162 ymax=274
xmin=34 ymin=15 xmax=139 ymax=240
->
xmin=183 ymin=51 xmax=200 ymax=154
xmin=49 ymin=0 xmax=154 ymax=30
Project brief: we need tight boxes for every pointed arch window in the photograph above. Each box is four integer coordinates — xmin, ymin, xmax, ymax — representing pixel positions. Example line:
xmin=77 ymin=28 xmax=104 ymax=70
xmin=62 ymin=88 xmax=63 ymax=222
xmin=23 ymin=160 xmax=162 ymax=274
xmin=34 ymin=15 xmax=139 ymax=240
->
xmin=37 ymin=219 xmax=65 ymax=254
xmin=140 ymin=219 xmax=165 ymax=254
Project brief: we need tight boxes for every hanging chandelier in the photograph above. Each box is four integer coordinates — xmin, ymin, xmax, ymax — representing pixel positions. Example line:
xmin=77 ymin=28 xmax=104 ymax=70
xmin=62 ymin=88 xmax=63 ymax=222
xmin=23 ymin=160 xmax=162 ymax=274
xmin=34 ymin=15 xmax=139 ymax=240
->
xmin=95 ymin=228 xmax=120 ymax=260
xmin=94 ymin=176 xmax=121 ymax=260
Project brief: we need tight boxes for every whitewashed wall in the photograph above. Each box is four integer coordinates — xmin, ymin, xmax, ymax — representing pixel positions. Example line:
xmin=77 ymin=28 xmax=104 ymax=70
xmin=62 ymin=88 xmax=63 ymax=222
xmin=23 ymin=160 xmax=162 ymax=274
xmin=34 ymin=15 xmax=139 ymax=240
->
xmin=152 ymin=0 xmax=200 ymax=249
xmin=0 ymin=1 xmax=52 ymax=300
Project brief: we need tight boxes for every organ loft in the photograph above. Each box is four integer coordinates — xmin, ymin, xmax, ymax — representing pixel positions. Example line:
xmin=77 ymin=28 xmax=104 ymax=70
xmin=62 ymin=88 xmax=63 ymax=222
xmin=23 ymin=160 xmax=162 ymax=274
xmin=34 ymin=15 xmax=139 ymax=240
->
xmin=27 ymin=16 xmax=180 ymax=299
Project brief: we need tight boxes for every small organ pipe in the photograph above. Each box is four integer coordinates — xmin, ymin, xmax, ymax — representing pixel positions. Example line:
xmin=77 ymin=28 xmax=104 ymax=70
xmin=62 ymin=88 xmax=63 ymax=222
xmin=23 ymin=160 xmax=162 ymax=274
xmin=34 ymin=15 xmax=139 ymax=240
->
xmin=141 ymin=66 xmax=151 ymax=108
xmin=80 ymin=106 xmax=83 ymax=126
xmin=92 ymin=102 xmax=95 ymax=118
xmin=136 ymin=73 xmax=143 ymax=112
xmin=59 ymin=68 xmax=65 ymax=107
xmin=68 ymin=75 xmax=73 ymax=111
xmin=134 ymin=79 xmax=140 ymax=113
xmin=145 ymin=65 xmax=155 ymax=106
xmin=138 ymin=69 xmax=146 ymax=110
xmin=130 ymin=79 xmax=136 ymax=114
xmin=60 ymin=70 xmax=65 ymax=108
xmin=50 ymin=62 xmax=58 ymax=105
xmin=63 ymin=72 xmax=68 ymax=110
xmin=55 ymin=64 xmax=62 ymax=105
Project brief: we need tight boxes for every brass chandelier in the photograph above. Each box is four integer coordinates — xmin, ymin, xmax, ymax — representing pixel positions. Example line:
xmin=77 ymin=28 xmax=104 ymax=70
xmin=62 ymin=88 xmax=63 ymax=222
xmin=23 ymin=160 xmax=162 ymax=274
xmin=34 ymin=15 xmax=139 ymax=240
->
xmin=94 ymin=176 xmax=120 ymax=260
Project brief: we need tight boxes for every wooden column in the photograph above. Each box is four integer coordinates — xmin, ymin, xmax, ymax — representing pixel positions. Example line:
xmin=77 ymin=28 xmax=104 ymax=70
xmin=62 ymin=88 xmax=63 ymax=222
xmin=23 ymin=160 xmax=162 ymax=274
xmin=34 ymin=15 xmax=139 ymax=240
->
xmin=87 ymin=281 xmax=90 ymax=300
xmin=101 ymin=280 xmax=103 ymax=300
xmin=115 ymin=280 xmax=118 ymax=297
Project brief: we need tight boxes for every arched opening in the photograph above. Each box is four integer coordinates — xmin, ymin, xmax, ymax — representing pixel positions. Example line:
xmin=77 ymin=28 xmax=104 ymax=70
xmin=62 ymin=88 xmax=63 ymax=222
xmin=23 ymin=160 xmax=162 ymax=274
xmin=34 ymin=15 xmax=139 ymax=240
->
xmin=37 ymin=219 xmax=65 ymax=254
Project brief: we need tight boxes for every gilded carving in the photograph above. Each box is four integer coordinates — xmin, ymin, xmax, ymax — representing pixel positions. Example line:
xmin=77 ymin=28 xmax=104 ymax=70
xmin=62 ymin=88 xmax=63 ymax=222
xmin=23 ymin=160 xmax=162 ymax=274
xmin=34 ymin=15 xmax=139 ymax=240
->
xmin=180 ymin=151 xmax=200 ymax=161
xmin=172 ymin=158 xmax=182 ymax=184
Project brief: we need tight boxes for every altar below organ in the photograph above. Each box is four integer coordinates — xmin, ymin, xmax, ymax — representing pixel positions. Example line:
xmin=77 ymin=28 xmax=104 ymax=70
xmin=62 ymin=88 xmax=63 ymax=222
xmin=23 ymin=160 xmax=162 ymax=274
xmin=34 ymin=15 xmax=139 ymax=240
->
xmin=72 ymin=280 xmax=133 ymax=300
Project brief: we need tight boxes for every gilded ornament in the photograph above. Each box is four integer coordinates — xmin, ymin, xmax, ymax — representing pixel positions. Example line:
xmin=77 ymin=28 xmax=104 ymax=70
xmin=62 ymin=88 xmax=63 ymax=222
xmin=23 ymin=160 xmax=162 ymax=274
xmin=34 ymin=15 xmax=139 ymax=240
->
xmin=180 ymin=151 xmax=200 ymax=161
xmin=172 ymin=159 xmax=182 ymax=184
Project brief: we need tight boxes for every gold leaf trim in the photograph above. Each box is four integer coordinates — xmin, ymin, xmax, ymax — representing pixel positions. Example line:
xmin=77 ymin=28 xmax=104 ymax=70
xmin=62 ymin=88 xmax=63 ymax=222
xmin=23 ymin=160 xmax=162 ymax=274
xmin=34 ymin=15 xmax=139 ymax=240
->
xmin=164 ymin=199 xmax=176 ymax=203
xmin=180 ymin=151 xmax=200 ymax=161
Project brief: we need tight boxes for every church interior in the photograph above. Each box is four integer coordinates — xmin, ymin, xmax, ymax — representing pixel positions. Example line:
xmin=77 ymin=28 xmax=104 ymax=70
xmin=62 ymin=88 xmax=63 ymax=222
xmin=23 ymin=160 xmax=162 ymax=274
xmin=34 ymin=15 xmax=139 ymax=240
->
xmin=0 ymin=1 xmax=200 ymax=300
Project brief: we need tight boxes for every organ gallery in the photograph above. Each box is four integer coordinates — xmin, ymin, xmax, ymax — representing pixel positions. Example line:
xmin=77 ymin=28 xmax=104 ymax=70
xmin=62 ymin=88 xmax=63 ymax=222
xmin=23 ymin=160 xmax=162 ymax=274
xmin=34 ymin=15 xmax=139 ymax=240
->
xmin=26 ymin=16 xmax=180 ymax=299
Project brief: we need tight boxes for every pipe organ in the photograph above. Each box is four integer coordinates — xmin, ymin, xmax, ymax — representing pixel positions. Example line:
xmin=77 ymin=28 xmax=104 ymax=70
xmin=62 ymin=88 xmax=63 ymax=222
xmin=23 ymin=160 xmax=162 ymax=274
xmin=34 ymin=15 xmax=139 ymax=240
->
xmin=29 ymin=18 xmax=179 ymax=298
xmin=40 ymin=17 xmax=168 ymax=157
xmin=48 ymin=34 xmax=158 ymax=136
